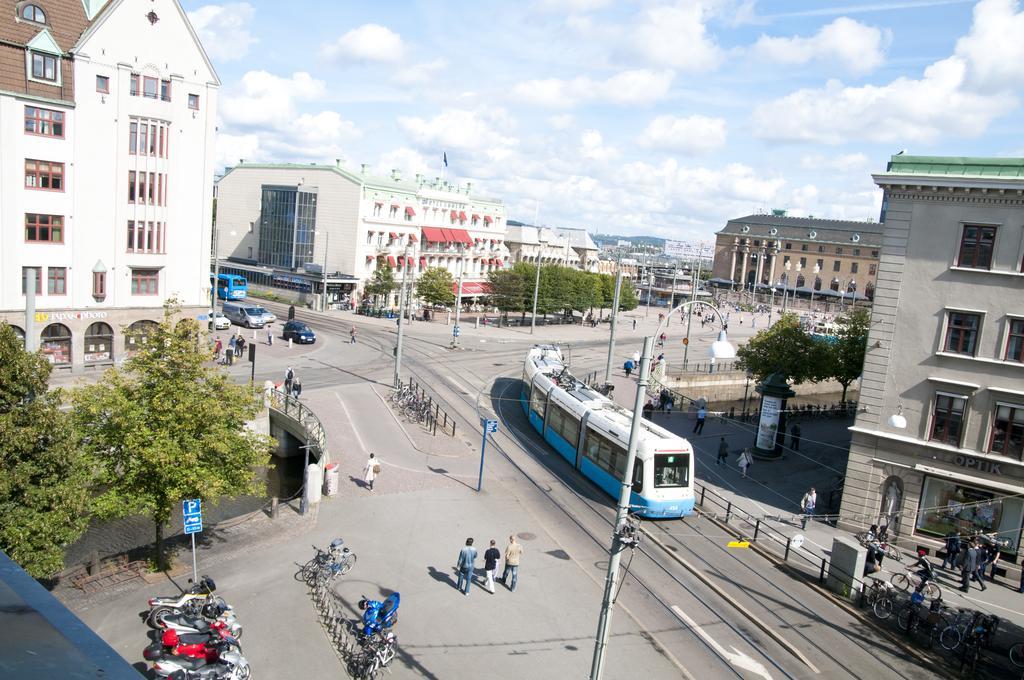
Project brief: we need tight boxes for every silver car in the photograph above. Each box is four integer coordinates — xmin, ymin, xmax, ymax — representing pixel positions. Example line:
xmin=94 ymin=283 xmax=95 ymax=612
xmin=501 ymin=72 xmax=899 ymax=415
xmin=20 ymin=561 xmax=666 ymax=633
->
xmin=250 ymin=306 xmax=276 ymax=325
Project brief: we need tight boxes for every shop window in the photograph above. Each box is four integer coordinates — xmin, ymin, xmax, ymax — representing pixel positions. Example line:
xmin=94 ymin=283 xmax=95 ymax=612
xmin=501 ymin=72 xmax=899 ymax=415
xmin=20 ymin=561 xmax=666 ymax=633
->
xmin=915 ymin=476 xmax=1024 ymax=552
xmin=956 ymin=225 xmax=996 ymax=270
xmin=9 ymin=325 xmax=26 ymax=348
xmin=127 ymin=320 xmax=158 ymax=350
xmin=989 ymin=404 xmax=1024 ymax=459
xmin=40 ymin=323 xmax=72 ymax=365
xmin=929 ymin=393 xmax=966 ymax=446
xmin=84 ymin=322 xmax=114 ymax=363
xmin=943 ymin=312 xmax=981 ymax=355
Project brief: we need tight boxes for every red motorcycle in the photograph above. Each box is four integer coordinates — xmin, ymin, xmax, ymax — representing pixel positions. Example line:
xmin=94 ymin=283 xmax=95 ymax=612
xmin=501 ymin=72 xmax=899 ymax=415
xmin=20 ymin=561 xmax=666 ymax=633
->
xmin=144 ymin=627 xmax=240 ymax=663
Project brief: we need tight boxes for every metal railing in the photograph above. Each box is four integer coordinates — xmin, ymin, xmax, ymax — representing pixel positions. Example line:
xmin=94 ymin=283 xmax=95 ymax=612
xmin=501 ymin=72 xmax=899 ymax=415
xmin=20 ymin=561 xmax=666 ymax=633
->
xmin=394 ymin=377 xmax=456 ymax=437
xmin=267 ymin=388 xmax=330 ymax=467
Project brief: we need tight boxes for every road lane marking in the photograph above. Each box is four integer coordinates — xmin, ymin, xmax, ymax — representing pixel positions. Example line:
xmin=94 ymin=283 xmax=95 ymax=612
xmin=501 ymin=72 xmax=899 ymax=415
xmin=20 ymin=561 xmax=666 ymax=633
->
xmin=671 ymin=606 xmax=774 ymax=680
xmin=445 ymin=375 xmax=471 ymax=394
xmin=335 ymin=391 xmax=367 ymax=454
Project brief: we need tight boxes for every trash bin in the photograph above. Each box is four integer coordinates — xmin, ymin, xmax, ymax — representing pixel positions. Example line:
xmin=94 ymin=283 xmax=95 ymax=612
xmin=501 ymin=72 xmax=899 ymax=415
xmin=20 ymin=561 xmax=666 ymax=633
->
xmin=323 ymin=462 xmax=339 ymax=496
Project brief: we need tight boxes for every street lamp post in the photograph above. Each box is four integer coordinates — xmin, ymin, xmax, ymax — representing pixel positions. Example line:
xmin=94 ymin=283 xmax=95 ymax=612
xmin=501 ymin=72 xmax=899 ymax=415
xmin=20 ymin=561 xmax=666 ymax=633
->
xmin=590 ymin=300 xmax=735 ymax=680
xmin=394 ymin=247 xmax=412 ymax=387
xmin=451 ymin=256 xmax=466 ymax=349
xmin=603 ymin=269 xmax=623 ymax=384
xmin=645 ymin=257 xmax=655 ymax=317
xmin=211 ymin=223 xmax=236 ymax=314
xmin=320 ymin=231 xmax=330 ymax=312
xmin=530 ymin=234 xmax=548 ymax=335
xmin=681 ymin=254 xmax=704 ymax=369
xmin=810 ymin=263 xmax=820 ymax=308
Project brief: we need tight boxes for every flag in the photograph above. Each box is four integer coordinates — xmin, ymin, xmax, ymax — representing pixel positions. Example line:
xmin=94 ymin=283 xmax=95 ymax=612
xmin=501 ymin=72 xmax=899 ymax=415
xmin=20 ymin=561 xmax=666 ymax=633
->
xmin=443 ymin=152 xmax=448 ymax=168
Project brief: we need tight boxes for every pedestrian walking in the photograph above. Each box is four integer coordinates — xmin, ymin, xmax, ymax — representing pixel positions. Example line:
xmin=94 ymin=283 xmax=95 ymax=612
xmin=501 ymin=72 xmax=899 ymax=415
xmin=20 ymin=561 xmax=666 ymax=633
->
xmin=737 ymin=449 xmax=752 ymax=478
xmin=790 ymin=423 xmax=801 ymax=451
xmin=484 ymin=540 xmax=501 ymax=594
xmin=632 ymin=319 xmax=637 ymax=331
xmin=623 ymin=359 xmax=635 ymax=378
xmin=267 ymin=328 xmax=274 ymax=346
xmin=284 ymin=367 xmax=295 ymax=395
xmin=362 ymin=453 xmax=380 ymax=491
xmin=659 ymin=388 xmax=670 ymax=411
xmin=693 ymin=406 xmax=707 ymax=434
xmin=213 ymin=338 xmax=223 ymax=363
xmin=800 ymin=487 xmax=816 ymax=530
xmin=292 ymin=379 xmax=302 ymax=399
xmin=500 ymin=535 xmax=523 ymax=591
xmin=665 ymin=398 xmax=673 ymax=417
xmin=984 ymin=542 xmax=1000 ymax=581
xmin=456 ymin=538 xmax=477 ymax=596
xmin=960 ymin=541 xmax=986 ymax=592
xmin=236 ymin=335 xmax=246 ymax=358
xmin=716 ymin=437 xmax=729 ymax=466
xmin=940 ymin=531 xmax=961 ymax=570
xmin=350 ymin=326 xmax=357 ymax=344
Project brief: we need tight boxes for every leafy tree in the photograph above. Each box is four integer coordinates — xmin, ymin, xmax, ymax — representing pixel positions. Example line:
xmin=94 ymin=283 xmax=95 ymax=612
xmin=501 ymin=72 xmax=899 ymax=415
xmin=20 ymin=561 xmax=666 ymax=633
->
xmin=72 ymin=302 xmax=274 ymax=570
xmin=735 ymin=313 xmax=824 ymax=384
xmin=824 ymin=307 xmax=870 ymax=401
xmin=0 ymin=324 xmax=91 ymax=578
xmin=364 ymin=259 xmax=396 ymax=306
xmin=487 ymin=264 xmax=532 ymax=318
xmin=416 ymin=266 xmax=455 ymax=307
xmin=618 ymin=277 xmax=639 ymax=311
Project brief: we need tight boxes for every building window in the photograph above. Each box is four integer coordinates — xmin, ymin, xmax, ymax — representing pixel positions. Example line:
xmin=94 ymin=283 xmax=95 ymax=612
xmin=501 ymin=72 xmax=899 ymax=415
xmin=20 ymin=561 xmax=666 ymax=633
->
xmin=869 ymin=264 xmax=877 ymax=276
xmin=47 ymin=267 xmax=66 ymax=295
xmin=96 ymin=75 xmax=109 ymax=93
xmin=871 ymin=250 xmax=879 ymax=257
xmin=143 ymin=76 xmax=158 ymax=99
xmin=851 ymin=262 xmax=859 ymax=274
xmin=784 ymin=242 xmax=792 ymax=250
xmin=128 ymin=171 xmax=137 ymax=202
xmin=188 ymin=93 xmax=199 ymax=110
xmin=990 ymin=404 xmax=1024 ymax=459
xmin=138 ymin=172 xmax=147 ymax=202
xmin=22 ymin=267 xmax=42 ymax=294
xmin=915 ymin=476 xmax=1024 ymax=551
xmin=799 ymin=257 xmax=807 ymax=268
xmin=130 ymin=73 xmax=139 ymax=96
xmin=957 ymin=225 xmax=996 ymax=269
xmin=129 ymin=122 xmax=138 ymax=153
xmin=247 ymin=246 xmax=253 ymax=259
xmin=21 ymin=4 xmax=46 ymax=22
xmin=944 ymin=312 xmax=981 ymax=355
xmin=373 ymin=203 xmax=382 ymax=217
xmin=930 ymin=394 xmax=966 ymax=446
xmin=853 ymin=248 xmax=861 ymax=256
xmin=800 ymin=244 xmax=808 ymax=251
xmin=40 ymin=323 xmax=72 ymax=365
xmin=836 ymin=247 xmax=843 ymax=255
xmin=92 ymin=271 xmax=106 ymax=300
xmin=131 ymin=269 xmax=160 ymax=295
xmin=84 ymin=322 xmax=114 ymax=363
xmin=833 ymin=260 xmax=841 ymax=272
xmin=24 ymin=106 xmax=64 ymax=137
xmin=25 ymin=159 xmax=63 ymax=191
xmin=30 ymin=51 xmax=57 ymax=82
xmin=389 ymin=205 xmax=398 ymax=219
xmin=160 ymin=79 xmax=171 ymax=101
xmin=25 ymin=213 xmax=63 ymax=243
xmin=248 ymin=221 xmax=255 ymax=233
xmin=1007 ymin=319 xmax=1024 ymax=362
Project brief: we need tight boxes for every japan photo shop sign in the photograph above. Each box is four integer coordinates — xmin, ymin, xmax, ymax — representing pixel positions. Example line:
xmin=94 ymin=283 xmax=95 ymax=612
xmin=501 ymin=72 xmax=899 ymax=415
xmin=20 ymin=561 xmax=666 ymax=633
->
xmin=915 ymin=476 xmax=1024 ymax=551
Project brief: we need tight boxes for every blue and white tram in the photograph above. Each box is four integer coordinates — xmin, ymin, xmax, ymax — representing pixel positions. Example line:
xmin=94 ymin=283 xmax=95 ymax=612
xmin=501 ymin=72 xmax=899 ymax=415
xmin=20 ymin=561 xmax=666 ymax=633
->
xmin=521 ymin=345 xmax=695 ymax=518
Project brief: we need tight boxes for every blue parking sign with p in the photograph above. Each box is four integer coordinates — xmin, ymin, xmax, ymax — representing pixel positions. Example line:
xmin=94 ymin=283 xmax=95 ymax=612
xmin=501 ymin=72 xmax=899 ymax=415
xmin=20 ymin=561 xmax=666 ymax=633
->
xmin=183 ymin=499 xmax=202 ymax=535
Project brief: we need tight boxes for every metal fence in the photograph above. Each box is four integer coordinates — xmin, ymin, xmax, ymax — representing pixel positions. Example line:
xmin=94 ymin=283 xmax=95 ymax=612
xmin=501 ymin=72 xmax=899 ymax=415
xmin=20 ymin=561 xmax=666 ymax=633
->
xmin=267 ymin=388 xmax=330 ymax=467
xmin=393 ymin=377 xmax=456 ymax=437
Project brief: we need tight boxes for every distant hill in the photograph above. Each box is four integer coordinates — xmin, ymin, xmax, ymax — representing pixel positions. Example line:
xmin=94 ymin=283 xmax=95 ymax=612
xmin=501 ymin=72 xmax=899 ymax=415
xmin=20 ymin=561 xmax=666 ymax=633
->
xmin=591 ymin=233 xmax=665 ymax=248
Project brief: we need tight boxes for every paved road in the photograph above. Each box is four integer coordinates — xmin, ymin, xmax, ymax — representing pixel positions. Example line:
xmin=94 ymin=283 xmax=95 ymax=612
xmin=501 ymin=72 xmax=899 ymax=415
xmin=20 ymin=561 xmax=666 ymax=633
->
xmin=65 ymin=304 xmax=950 ymax=678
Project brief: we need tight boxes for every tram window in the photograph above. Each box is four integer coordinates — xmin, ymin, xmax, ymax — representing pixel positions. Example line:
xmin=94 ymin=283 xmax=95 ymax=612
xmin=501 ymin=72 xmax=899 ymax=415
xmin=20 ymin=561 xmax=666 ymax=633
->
xmin=654 ymin=454 xmax=689 ymax=488
xmin=547 ymin=402 xmax=580 ymax=445
xmin=584 ymin=429 xmax=627 ymax=478
xmin=530 ymin=381 xmax=546 ymax=417
xmin=632 ymin=460 xmax=644 ymax=493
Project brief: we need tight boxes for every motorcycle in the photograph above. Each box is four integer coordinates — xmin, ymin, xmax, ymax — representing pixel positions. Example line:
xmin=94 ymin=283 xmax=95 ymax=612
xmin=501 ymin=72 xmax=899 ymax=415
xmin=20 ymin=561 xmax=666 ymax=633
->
xmin=156 ymin=601 xmax=243 ymax=640
xmin=357 ymin=592 xmax=400 ymax=640
xmin=150 ymin=634 xmax=249 ymax=680
xmin=147 ymin=576 xmax=221 ymax=627
xmin=144 ymin=628 xmax=240 ymax=664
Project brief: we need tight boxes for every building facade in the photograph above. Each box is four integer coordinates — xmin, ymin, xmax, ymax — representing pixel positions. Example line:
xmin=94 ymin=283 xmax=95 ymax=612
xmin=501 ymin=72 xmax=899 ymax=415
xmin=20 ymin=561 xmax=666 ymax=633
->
xmin=841 ymin=156 xmax=1024 ymax=574
xmin=712 ymin=213 xmax=882 ymax=300
xmin=214 ymin=163 xmax=508 ymax=308
xmin=0 ymin=0 xmax=219 ymax=371
xmin=504 ymin=222 xmax=599 ymax=271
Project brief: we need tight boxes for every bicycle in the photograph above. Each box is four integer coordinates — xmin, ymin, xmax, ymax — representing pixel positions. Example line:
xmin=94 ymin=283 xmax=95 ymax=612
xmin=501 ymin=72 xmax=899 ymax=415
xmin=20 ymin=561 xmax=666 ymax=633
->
xmin=890 ymin=569 xmax=941 ymax=599
xmin=896 ymin=598 xmax=947 ymax=648
xmin=348 ymin=631 xmax=397 ymax=679
xmin=937 ymin=607 xmax=976 ymax=651
xmin=1010 ymin=641 xmax=1024 ymax=669
xmin=870 ymin=581 xmax=899 ymax=620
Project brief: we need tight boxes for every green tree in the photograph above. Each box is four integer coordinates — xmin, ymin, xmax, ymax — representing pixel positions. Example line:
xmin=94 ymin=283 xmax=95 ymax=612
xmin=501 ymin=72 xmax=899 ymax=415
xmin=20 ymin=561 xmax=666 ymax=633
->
xmin=824 ymin=307 xmax=870 ymax=401
xmin=487 ymin=264 xmax=532 ymax=318
xmin=364 ymin=259 xmax=396 ymax=306
xmin=618 ymin=277 xmax=639 ymax=311
xmin=0 ymin=324 xmax=91 ymax=578
xmin=415 ymin=266 xmax=455 ymax=307
xmin=735 ymin=313 xmax=824 ymax=384
xmin=72 ymin=302 xmax=274 ymax=570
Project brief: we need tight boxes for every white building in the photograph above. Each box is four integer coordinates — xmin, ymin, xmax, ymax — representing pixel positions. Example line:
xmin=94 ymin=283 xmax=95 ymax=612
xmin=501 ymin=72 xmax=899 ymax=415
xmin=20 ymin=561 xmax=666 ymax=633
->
xmin=214 ymin=163 xmax=508 ymax=307
xmin=0 ymin=0 xmax=218 ymax=371
xmin=504 ymin=222 xmax=599 ymax=272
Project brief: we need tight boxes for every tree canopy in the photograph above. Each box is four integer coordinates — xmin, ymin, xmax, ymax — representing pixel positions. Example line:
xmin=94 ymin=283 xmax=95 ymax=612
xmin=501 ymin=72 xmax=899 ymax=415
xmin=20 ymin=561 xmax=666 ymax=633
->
xmin=415 ymin=266 xmax=456 ymax=307
xmin=364 ymin=258 xmax=396 ymax=305
xmin=0 ymin=323 xmax=91 ymax=578
xmin=735 ymin=313 xmax=825 ymax=384
xmin=824 ymin=307 xmax=870 ymax=401
xmin=72 ymin=302 xmax=274 ymax=570
xmin=487 ymin=264 xmax=638 ymax=318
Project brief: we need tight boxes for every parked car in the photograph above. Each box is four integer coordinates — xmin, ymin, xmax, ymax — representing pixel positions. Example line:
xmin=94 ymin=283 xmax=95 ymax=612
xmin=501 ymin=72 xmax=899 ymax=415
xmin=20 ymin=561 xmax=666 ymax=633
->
xmin=282 ymin=320 xmax=316 ymax=344
xmin=208 ymin=311 xmax=231 ymax=330
xmin=250 ymin=306 xmax=276 ymax=325
xmin=222 ymin=303 xmax=265 ymax=328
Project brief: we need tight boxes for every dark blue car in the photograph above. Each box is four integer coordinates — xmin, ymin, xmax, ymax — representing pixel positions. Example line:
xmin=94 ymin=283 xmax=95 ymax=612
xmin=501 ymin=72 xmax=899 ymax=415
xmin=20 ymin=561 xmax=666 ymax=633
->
xmin=282 ymin=320 xmax=316 ymax=344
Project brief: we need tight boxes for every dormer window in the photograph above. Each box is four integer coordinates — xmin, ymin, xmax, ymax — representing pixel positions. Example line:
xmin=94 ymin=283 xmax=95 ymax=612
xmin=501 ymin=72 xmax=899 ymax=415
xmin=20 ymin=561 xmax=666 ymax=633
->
xmin=30 ymin=51 xmax=57 ymax=82
xmin=21 ymin=4 xmax=46 ymax=23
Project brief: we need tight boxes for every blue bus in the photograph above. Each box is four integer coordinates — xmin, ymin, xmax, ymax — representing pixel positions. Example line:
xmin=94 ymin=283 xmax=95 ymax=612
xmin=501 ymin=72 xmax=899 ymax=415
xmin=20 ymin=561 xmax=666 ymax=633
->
xmin=211 ymin=273 xmax=248 ymax=300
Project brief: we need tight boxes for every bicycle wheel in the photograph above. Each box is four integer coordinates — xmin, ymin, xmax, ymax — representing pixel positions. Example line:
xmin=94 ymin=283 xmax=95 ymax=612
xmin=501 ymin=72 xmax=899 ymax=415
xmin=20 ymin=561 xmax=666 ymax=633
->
xmin=1010 ymin=642 xmax=1024 ymax=669
xmin=921 ymin=581 xmax=941 ymax=600
xmin=939 ymin=625 xmax=962 ymax=651
xmin=873 ymin=597 xmax=894 ymax=620
xmin=885 ymin=544 xmax=902 ymax=562
xmin=897 ymin=605 xmax=914 ymax=632
xmin=340 ymin=553 xmax=357 ymax=575
xmin=891 ymin=573 xmax=910 ymax=591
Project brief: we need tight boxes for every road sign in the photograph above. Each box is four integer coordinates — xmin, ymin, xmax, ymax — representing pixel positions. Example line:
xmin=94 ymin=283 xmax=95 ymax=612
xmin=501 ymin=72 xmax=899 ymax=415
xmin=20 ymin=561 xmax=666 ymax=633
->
xmin=483 ymin=418 xmax=498 ymax=434
xmin=183 ymin=498 xmax=202 ymax=535
xmin=453 ymin=325 xmax=461 ymax=337
xmin=184 ymin=516 xmax=203 ymax=534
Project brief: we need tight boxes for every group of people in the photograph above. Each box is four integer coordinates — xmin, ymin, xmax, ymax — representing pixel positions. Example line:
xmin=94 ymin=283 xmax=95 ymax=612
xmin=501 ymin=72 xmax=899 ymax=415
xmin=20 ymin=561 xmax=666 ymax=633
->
xmin=940 ymin=531 xmax=1006 ymax=592
xmin=456 ymin=536 xmax=524 ymax=595
xmin=282 ymin=366 xmax=302 ymax=398
xmin=213 ymin=333 xmax=248 ymax=365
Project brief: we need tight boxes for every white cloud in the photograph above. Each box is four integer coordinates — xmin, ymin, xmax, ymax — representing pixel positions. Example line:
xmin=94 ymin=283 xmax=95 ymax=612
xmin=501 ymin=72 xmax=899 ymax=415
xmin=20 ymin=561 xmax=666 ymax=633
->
xmin=220 ymin=71 xmax=325 ymax=128
xmin=548 ymin=114 xmax=575 ymax=130
xmin=397 ymin=108 xmax=519 ymax=162
xmin=630 ymin=4 xmax=723 ymax=72
xmin=799 ymin=153 xmax=870 ymax=171
xmin=393 ymin=58 xmax=448 ymax=85
xmin=320 ymin=24 xmax=405 ymax=63
xmin=512 ymin=69 xmax=674 ymax=108
xmin=188 ymin=3 xmax=257 ymax=63
xmin=637 ymin=115 xmax=727 ymax=154
xmin=579 ymin=129 xmax=618 ymax=161
xmin=535 ymin=0 xmax=611 ymax=12
xmin=955 ymin=0 xmax=1024 ymax=93
xmin=752 ymin=17 xmax=889 ymax=75
xmin=374 ymin=148 xmax=436 ymax=179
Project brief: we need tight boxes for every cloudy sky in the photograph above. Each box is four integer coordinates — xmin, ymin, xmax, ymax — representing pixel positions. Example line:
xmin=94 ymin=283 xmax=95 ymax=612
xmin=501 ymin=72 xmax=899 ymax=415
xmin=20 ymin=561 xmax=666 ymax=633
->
xmin=184 ymin=0 xmax=1024 ymax=242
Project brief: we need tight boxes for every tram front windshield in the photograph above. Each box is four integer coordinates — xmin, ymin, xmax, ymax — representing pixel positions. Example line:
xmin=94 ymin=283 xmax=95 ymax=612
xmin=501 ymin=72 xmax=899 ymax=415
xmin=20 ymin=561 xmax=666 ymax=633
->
xmin=653 ymin=453 xmax=689 ymax=488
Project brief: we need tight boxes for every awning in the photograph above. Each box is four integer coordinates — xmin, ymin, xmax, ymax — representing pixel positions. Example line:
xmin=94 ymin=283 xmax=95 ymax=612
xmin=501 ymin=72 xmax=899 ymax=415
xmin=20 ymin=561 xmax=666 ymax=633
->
xmin=483 ymin=216 xmax=493 ymax=224
xmin=472 ymin=214 xmax=480 ymax=221
xmin=374 ymin=201 xmax=383 ymax=206
xmin=450 ymin=210 xmax=458 ymax=220
xmin=408 ymin=234 xmax=418 ymax=243
xmin=366 ymin=255 xmax=375 ymax=262
xmin=422 ymin=227 xmax=446 ymax=243
xmin=419 ymin=257 xmax=427 ymax=268
xmin=397 ymin=256 xmax=405 ymax=266
xmin=452 ymin=281 xmax=493 ymax=296
xmin=405 ymin=206 xmax=416 ymax=217
xmin=389 ymin=232 xmax=398 ymax=239
xmin=391 ymin=203 xmax=399 ymax=209
xmin=387 ymin=256 xmax=397 ymax=267
xmin=490 ymin=239 xmax=496 ymax=244
xmin=443 ymin=228 xmax=473 ymax=245
xmin=458 ymin=211 xmax=467 ymax=221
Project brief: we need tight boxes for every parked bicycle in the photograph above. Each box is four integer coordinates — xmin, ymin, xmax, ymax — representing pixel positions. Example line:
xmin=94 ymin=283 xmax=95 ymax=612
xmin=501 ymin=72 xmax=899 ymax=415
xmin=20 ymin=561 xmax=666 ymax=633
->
xmin=890 ymin=567 xmax=941 ymax=600
xmin=298 ymin=539 xmax=357 ymax=587
xmin=865 ymin=580 xmax=899 ymax=620
xmin=347 ymin=631 xmax=397 ymax=679
xmin=1010 ymin=640 xmax=1024 ymax=669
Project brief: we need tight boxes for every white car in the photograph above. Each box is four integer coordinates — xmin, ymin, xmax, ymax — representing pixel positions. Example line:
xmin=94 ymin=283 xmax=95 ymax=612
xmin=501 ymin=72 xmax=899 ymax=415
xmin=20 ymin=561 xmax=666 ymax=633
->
xmin=208 ymin=311 xmax=231 ymax=330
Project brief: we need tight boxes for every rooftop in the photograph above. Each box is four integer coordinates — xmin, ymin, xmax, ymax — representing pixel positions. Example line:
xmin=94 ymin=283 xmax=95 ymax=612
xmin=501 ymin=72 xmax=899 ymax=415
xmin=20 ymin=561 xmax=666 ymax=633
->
xmin=883 ymin=155 xmax=1024 ymax=178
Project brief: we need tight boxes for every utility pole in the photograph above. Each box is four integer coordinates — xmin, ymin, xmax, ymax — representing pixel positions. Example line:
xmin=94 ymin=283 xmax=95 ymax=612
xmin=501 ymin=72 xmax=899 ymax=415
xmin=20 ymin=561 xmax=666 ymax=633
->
xmin=394 ymin=248 xmax=411 ymax=386
xmin=321 ymin=231 xmax=330 ymax=312
xmin=681 ymin=254 xmax=703 ymax=368
xmin=24 ymin=269 xmax=37 ymax=352
xmin=211 ymin=220 xmax=220 ymax=312
xmin=451 ymin=258 xmax=465 ymax=349
xmin=645 ymin=256 xmax=654 ymax=317
xmin=603 ymin=269 xmax=622 ymax=383
xmin=530 ymin=232 xmax=548 ymax=334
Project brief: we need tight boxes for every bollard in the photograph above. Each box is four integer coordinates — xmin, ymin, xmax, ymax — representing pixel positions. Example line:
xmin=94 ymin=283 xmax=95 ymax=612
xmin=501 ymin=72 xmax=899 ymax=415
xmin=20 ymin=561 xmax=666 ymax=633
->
xmin=784 ymin=537 xmax=792 ymax=561
xmin=252 ymin=330 xmax=257 ymax=341
xmin=753 ymin=519 xmax=761 ymax=541
xmin=289 ymin=338 xmax=293 ymax=349
xmin=270 ymin=496 xmax=279 ymax=519
xmin=88 ymin=549 xmax=100 ymax=576
xmin=725 ymin=501 xmax=732 ymax=523
xmin=699 ymin=485 xmax=706 ymax=507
